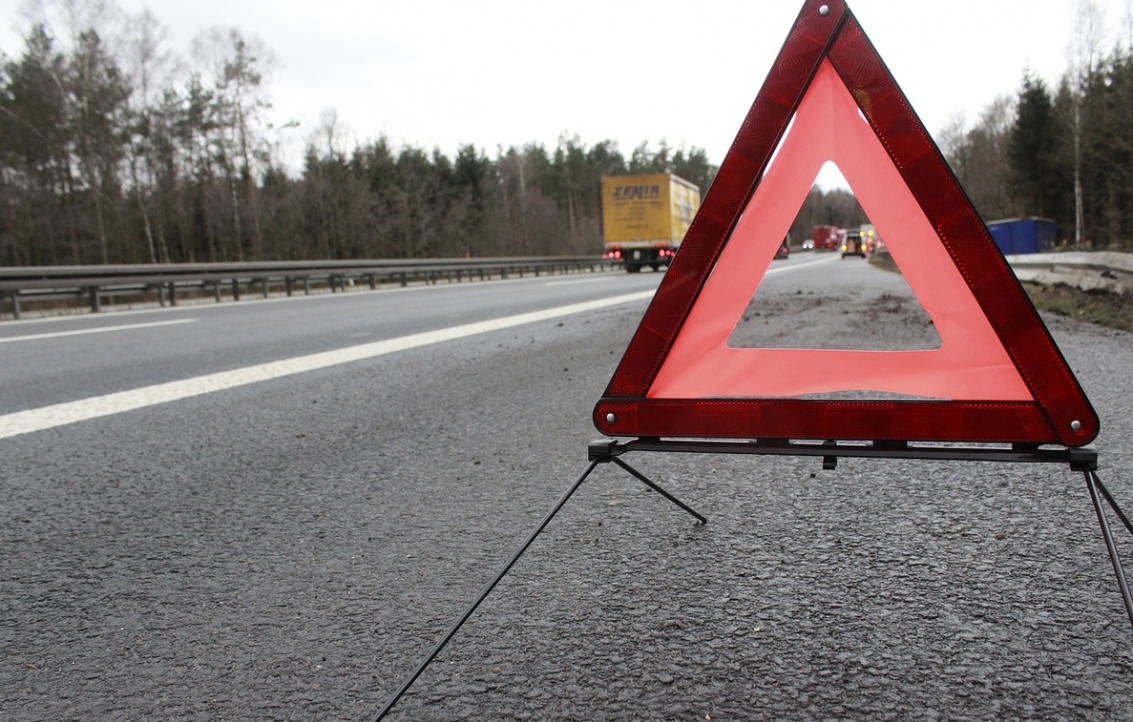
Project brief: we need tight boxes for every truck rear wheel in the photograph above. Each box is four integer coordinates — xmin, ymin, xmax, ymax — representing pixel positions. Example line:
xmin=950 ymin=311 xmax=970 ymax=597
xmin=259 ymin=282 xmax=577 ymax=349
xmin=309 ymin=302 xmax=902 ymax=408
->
xmin=625 ymin=263 xmax=642 ymax=273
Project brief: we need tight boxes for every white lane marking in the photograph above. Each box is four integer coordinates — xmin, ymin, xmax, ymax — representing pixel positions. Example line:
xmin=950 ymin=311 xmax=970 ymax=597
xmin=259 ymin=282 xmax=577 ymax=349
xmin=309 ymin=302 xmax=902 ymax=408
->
xmin=0 ymin=290 xmax=654 ymax=440
xmin=0 ymin=319 xmax=197 ymax=344
xmin=544 ymin=254 xmax=832 ymax=287
xmin=764 ymin=256 xmax=839 ymax=275
xmin=543 ymin=277 xmax=619 ymax=287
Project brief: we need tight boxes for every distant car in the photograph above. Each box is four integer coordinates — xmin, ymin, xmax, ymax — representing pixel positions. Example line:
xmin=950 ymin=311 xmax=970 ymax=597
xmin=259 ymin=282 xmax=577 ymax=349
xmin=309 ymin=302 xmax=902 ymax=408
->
xmin=841 ymin=231 xmax=866 ymax=258
xmin=775 ymin=237 xmax=790 ymax=259
xmin=861 ymin=225 xmax=880 ymax=252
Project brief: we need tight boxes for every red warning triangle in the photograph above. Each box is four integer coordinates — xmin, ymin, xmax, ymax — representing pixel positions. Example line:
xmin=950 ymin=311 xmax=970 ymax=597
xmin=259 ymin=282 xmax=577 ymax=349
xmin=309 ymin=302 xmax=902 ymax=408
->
xmin=593 ymin=0 xmax=1098 ymax=447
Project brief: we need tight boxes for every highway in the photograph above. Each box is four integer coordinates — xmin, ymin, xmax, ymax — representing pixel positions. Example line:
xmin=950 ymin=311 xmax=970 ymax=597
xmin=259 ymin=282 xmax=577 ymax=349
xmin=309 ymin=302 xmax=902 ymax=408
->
xmin=2 ymin=254 xmax=1132 ymax=720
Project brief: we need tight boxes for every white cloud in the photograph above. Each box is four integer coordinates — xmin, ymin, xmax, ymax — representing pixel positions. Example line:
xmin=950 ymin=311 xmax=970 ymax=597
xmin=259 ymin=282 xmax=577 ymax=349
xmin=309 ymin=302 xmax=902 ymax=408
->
xmin=1 ymin=0 xmax=1127 ymax=174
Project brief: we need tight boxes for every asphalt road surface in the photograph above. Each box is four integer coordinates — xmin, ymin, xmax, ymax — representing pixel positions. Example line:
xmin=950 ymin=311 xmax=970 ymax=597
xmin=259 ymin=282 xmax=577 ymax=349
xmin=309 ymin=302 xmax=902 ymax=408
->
xmin=2 ymin=255 xmax=1131 ymax=721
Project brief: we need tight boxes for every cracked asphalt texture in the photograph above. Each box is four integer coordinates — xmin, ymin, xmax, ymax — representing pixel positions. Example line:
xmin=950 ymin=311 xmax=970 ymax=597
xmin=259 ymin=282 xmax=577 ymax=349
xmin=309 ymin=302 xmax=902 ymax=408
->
xmin=2 ymin=258 xmax=1132 ymax=721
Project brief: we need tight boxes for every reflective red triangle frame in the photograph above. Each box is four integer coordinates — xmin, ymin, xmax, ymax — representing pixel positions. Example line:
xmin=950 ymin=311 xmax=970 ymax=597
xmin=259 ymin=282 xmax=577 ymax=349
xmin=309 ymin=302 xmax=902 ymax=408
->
xmin=593 ymin=0 xmax=1099 ymax=447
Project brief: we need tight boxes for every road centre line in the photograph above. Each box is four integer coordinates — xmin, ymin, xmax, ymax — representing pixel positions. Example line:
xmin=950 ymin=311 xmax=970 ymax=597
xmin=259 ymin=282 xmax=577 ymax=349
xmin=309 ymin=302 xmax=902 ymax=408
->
xmin=545 ymin=253 xmax=832 ymax=287
xmin=0 ymin=290 xmax=655 ymax=440
xmin=765 ymin=255 xmax=839 ymax=274
xmin=543 ymin=277 xmax=619 ymax=287
xmin=0 ymin=318 xmax=197 ymax=344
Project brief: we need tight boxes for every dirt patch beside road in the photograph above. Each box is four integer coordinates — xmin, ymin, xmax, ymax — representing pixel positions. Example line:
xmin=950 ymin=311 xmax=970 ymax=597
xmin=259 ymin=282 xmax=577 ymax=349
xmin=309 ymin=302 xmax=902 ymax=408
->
xmin=869 ymin=250 xmax=1133 ymax=332
xmin=1020 ymin=282 xmax=1133 ymax=332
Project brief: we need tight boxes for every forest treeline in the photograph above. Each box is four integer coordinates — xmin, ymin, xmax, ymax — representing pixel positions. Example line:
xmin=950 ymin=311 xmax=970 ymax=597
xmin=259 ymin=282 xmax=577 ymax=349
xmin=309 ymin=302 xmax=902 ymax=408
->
xmin=0 ymin=2 xmax=720 ymax=266
xmin=1 ymin=1 xmax=1130 ymax=266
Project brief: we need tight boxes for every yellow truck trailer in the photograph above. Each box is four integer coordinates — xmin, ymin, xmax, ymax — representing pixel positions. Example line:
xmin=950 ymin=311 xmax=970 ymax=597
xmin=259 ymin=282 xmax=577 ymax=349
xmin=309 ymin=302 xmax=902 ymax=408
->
xmin=600 ymin=173 xmax=701 ymax=272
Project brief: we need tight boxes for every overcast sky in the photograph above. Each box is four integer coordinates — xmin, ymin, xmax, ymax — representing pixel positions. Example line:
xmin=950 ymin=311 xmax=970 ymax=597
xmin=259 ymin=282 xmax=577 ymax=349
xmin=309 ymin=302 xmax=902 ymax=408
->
xmin=1 ymin=0 xmax=1131 ymax=184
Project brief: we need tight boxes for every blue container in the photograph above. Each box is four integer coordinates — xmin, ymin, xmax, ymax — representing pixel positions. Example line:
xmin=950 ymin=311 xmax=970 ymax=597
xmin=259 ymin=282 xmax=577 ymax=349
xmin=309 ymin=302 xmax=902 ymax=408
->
xmin=986 ymin=217 xmax=1058 ymax=255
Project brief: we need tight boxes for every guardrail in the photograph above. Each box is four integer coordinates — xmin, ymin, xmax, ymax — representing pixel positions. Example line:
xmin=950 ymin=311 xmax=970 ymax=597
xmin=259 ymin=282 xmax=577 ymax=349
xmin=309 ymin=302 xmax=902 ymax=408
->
xmin=867 ymin=247 xmax=1132 ymax=294
xmin=1005 ymin=251 xmax=1133 ymax=294
xmin=0 ymin=256 xmax=619 ymax=320
xmin=4 ymin=251 xmax=1128 ymax=322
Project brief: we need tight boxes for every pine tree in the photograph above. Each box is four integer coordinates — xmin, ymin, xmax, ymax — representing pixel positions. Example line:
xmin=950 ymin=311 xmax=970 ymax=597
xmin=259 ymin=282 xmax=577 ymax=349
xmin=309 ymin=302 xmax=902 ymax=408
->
xmin=1008 ymin=72 xmax=1061 ymax=218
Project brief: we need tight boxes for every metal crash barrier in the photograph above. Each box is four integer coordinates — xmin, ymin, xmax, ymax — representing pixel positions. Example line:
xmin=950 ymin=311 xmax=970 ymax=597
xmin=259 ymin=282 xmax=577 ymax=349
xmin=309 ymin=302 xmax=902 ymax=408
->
xmin=0 ymin=256 xmax=619 ymax=319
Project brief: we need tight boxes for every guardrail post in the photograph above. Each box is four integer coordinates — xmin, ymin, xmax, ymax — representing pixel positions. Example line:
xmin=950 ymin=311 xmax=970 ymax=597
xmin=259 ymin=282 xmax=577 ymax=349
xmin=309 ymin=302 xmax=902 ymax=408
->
xmin=368 ymin=273 xmax=377 ymax=290
xmin=260 ymin=278 xmax=269 ymax=298
xmin=303 ymin=277 xmax=310 ymax=295
xmin=6 ymin=291 xmax=19 ymax=320
xmin=285 ymin=277 xmax=293 ymax=297
xmin=399 ymin=272 xmax=407 ymax=287
xmin=213 ymin=281 xmax=221 ymax=302
xmin=232 ymin=279 xmax=241 ymax=301
xmin=87 ymin=287 xmax=101 ymax=313
xmin=156 ymin=283 xmax=166 ymax=307
xmin=168 ymin=282 xmax=177 ymax=307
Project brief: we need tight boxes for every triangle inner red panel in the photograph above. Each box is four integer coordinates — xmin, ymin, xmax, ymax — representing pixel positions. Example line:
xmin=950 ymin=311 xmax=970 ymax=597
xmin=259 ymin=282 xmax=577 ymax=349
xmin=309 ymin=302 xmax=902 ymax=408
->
xmin=650 ymin=59 xmax=1030 ymax=402
xmin=593 ymin=0 xmax=1099 ymax=447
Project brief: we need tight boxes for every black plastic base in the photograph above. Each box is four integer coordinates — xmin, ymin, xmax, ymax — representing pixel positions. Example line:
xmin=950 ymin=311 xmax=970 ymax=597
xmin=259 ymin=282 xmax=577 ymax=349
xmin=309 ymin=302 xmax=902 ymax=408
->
xmin=588 ymin=436 xmax=1098 ymax=471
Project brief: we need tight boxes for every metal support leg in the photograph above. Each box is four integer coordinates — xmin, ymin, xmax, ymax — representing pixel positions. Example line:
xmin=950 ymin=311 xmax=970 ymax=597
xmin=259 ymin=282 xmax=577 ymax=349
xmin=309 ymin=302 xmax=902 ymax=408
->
xmin=1090 ymin=472 xmax=1133 ymax=538
xmin=587 ymin=440 xmax=706 ymax=524
xmin=610 ymin=456 xmax=707 ymax=525
xmin=1085 ymin=470 xmax=1133 ymax=632
xmin=371 ymin=459 xmax=602 ymax=721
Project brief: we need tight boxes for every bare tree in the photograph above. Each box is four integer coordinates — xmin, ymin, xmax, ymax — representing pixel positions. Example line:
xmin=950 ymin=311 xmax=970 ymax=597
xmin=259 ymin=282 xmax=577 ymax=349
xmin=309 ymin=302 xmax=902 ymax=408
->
xmin=944 ymin=97 xmax=1018 ymax=220
xmin=121 ymin=8 xmax=172 ymax=262
xmin=191 ymin=27 xmax=274 ymax=261
xmin=1067 ymin=0 xmax=1107 ymax=249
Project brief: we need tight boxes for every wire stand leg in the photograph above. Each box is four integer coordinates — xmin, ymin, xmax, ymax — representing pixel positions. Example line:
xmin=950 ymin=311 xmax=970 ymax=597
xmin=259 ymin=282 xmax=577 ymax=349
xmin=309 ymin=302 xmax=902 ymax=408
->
xmin=610 ymin=456 xmax=707 ymax=525
xmin=1084 ymin=470 xmax=1133 ymax=632
xmin=1091 ymin=472 xmax=1133 ymax=538
xmin=370 ymin=459 xmax=601 ymax=722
